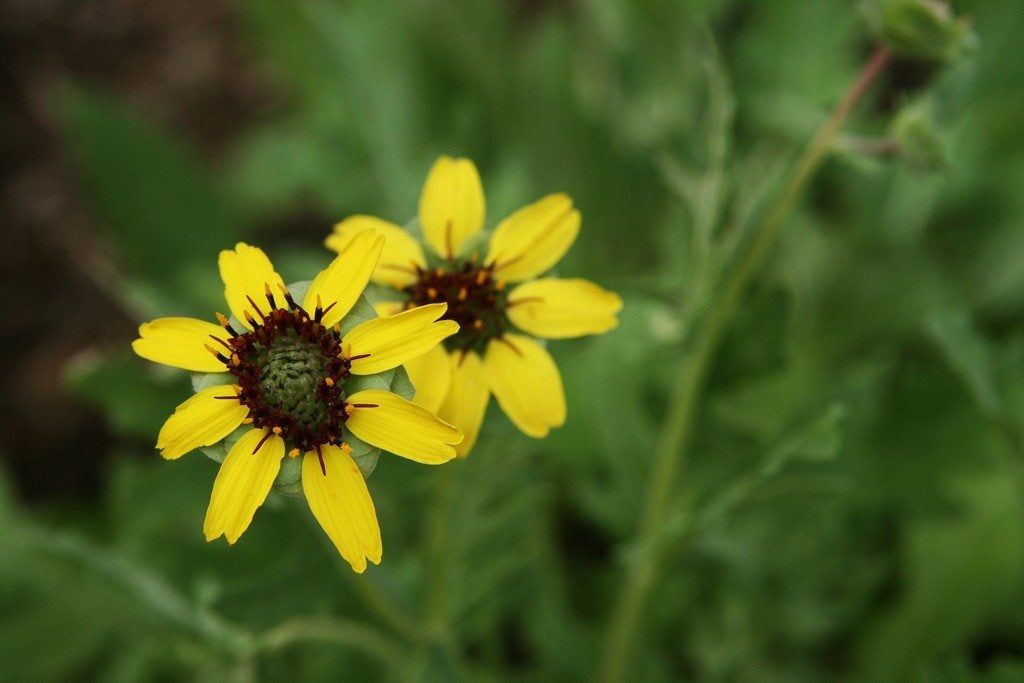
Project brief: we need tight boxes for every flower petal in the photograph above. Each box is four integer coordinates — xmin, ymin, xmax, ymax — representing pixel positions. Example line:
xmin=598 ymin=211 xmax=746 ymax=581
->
xmin=485 ymin=193 xmax=580 ymax=282
xmin=326 ymin=216 xmax=426 ymax=289
xmin=373 ymin=300 xmax=406 ymax=318
xmin=132 ymin=317 xmax=229 ymax=372
xmin=345 ymin=390 xmax=462 ymax=464
xmin=304 ymin=230 xmax=385 ymax=328
xmin=203 ymin=428 xmax=284 ymax=544
xmin=483 ymin=334 xmax=565 ymax=438
xmin=438 ymin=351 xmax=490 ymax=457
xmin=219 ymin=243 xmax=286 ymax=330
xmin=506 ymin=278 xmax=622 ymax=339
xmin=345 ymin=304 xmax=458 ymax=375
xmin=302 ymin=445 xmax=382 ymax=573
xmin=404 ymin=344 xmax=452 ymax=415
xmin=418 ymin=156 xmax=485 ymax=258
xmin=156 ymin=385 xmax=249 ymax=460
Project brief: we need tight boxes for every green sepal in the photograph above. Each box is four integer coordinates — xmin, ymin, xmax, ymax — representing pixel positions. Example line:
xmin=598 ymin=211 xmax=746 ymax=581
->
xmin=190 ymin=280 xmax=415 ymax=494
xmin=888 ymin=98 xmax=950 ymax=172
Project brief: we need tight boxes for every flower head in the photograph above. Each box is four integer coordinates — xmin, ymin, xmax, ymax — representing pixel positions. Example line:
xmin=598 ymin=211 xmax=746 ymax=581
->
xmin=325 ymin=156 xmax=622 ymax=455
xmin=132 ymin=235 xmax=462 ymax=572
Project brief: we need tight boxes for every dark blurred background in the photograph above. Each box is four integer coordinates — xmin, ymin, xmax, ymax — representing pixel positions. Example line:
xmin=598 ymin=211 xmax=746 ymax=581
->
xmin=2 ymin=0 xmax=268 ymax=499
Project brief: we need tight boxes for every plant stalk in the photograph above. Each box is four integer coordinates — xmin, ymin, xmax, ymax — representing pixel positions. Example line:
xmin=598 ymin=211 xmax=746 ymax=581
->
xmin=425 ymin=461 xmax=458 ymax=637
xmin=258 ymin=616 xmax=404 ymax=664
xmin=596 ymin=44 xmax=892 ymax=682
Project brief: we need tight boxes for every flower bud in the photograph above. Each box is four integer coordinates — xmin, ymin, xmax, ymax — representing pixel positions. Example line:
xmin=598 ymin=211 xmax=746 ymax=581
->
xmin=866 ymin=0 xmax=976 ymax=63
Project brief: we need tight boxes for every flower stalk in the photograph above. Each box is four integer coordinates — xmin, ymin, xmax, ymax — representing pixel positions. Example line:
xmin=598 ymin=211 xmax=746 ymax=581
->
xmin=426 ymin=462 xmax=458 ymax=638
xmin=596 ymin=44 xmax=893 ymax=682
xmin=257 ymin=615 xmax=405 ymax=664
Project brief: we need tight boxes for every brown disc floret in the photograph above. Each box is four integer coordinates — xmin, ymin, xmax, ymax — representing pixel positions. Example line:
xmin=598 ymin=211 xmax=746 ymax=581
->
xmin=404 ymin=258 xmax=509 ymax=353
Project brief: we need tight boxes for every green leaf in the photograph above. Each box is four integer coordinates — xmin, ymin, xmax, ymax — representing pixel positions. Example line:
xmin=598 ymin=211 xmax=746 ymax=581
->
xmin=61 ymin=85 xmax=239 ymax=311
xmin=925 ymin=305 xmax=1003 ymax=418
xmin=65 ymin=350 xmax=190 ymax=440
xmin=762 ymin=403 xmax=847 ymax=476
xmin=240 ymin=0 xmax=343 ymax=106
xmin=858 ymin=474 xmax=1024 ymax=678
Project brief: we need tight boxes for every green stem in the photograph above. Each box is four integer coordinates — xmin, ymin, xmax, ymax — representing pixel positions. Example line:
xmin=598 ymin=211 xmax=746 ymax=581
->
xmin=596 ymin=44 xmax=892 ymax=682
xmin=425 ymin=462 xmax=458 ymax=638
xmin=345 ymin=571 xmax=423 ymax=643
xmin=291 ymin=496 xmax=422 ymax=643
xmin=345 ymin=462 xmax=459 ymax=647
xmin=257 ymin=616 xmax=404 ymax=664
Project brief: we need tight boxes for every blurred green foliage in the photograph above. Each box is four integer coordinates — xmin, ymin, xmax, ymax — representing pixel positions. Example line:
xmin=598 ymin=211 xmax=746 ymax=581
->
xmin=7 ymin=0 xmax=1024 ymax=680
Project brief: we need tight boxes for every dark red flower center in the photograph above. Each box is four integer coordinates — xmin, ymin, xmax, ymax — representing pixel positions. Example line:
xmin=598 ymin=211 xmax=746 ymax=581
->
xmin=403 ymin=261 xmax=509 ymax=353
xmin=206 ymin=288 xmax=372 ymax=466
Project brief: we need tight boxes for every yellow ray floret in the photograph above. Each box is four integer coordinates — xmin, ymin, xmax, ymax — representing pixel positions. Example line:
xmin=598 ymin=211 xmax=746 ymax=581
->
xmin=302 ymin=444 xmax=382 ymax=573
xmin=483 ymin=334 xmax=566 ymax=438
xmin=344 ymin=303 xmax=458 ymax=375
xmin=132 ymin=317 xmax=230 ymax=373
xmin=506 ymin=278 xmax=622 ymax=339
xmin=403 ymin=343 xmax=452 ymax=415
xmin=437 ymin=351 xmax=490 ymax=458
xmin=156 ymin=385 xmax=250 ymax=460
xmin=326 ymin=216 xmax=427 ymax=289
xmin=304 ymin=230 xmax=385 ymax=328
xmin=344 ymin=390 xmax=462 ymax=464
xmin=418 ymin=156 xmax=485 ymax=259
xmin=486 ymin=193 xmax=580 ymax=282
xmin=373 ymin=300 xmax=405 ymax=318
xmin=204 ymin=428 xmax=285 ymax=544
xmin=218 ymin=243 xmax=286 ymax=329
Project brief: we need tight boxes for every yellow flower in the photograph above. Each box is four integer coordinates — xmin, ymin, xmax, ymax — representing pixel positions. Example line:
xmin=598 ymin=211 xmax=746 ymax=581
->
xmin=132 ymin=237 xmax=463 ymax=572
xmin=325 ymin=156 xmax=622 ymax=455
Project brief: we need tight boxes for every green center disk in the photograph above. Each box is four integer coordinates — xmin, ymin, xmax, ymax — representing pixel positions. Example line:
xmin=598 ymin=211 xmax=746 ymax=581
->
xmin=254 ymin=334 xmax=335 ymax=427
